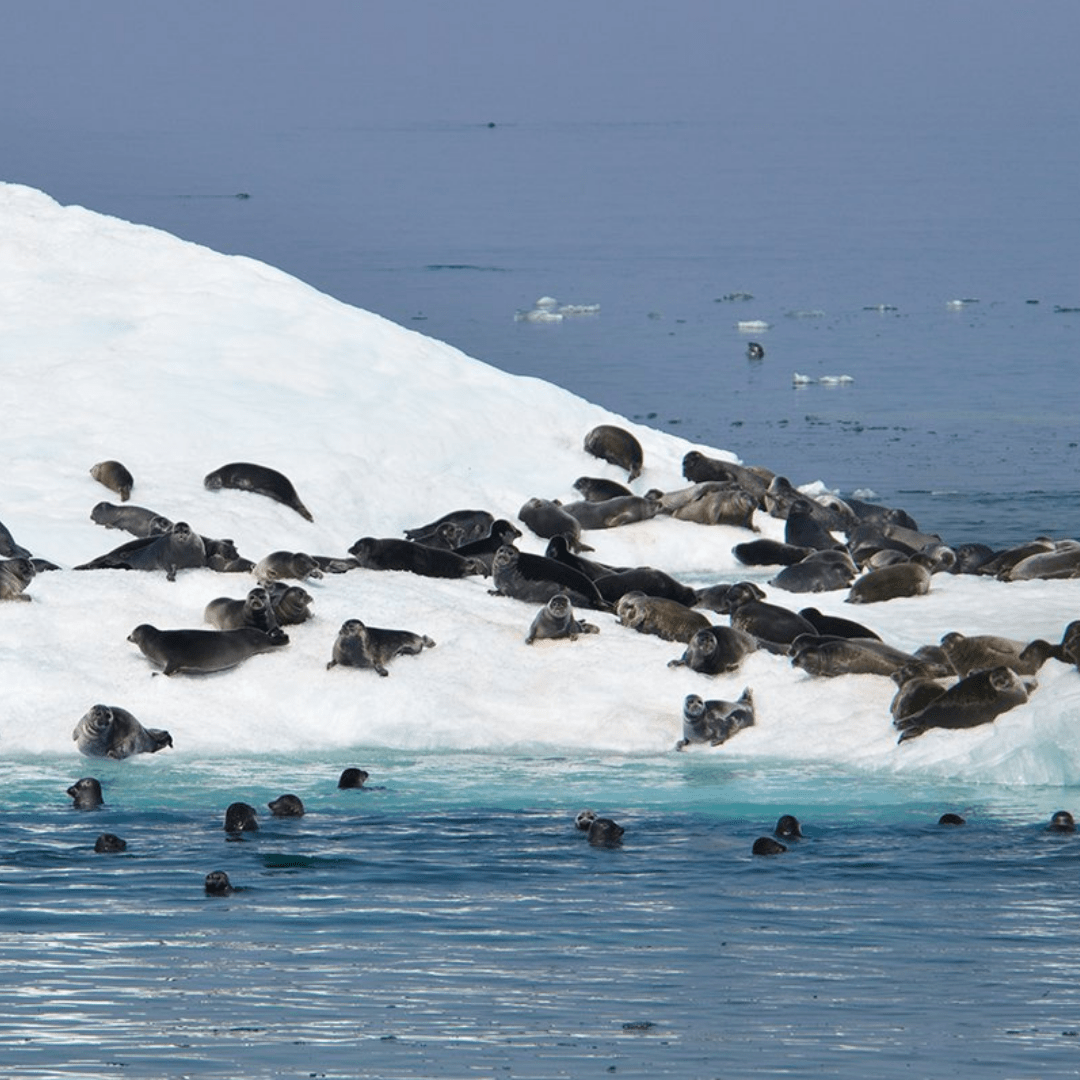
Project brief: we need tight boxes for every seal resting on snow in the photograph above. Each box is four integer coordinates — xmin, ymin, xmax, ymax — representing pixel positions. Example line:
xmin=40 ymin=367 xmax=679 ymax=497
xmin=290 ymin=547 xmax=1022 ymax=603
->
xmin=583 ymin=424 xmax=644 ymax=481
xmin=204 ymin=461 xmax=313 ymax=522
xmin=525 ymin=593 xmax=599 ymax=644
xmin=128 ymin=624 xmax=289 ymax=675
xmin=72 ymin=704 xmax=172 ymax=759
xmin=677 ymin=689 xmax=755 ymax=749
xmin=90 ymin=460 xmax=134 ymax=502
xmin=326 ymin=618 xmax=435 ymax=676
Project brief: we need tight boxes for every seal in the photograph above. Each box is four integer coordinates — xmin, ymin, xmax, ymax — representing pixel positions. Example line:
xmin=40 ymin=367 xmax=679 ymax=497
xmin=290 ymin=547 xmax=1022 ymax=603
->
xmin=204 ymin=462 xmax=313 ymax=521
xmin=453 ymin=519 xmax=524 ymax=572
xmin=72 ymin=704 xmax=173 ymax=759
xmin=128 ymin=624 xmax=289 ymax=675
xmin=617 ymin=592 xmax=711 ymax=643
xmin=404 ymin=509 xmax=495 ymax=545
xmin=253 ymin=551 xmax=324 ymax=583
xmin=205 ymin=870 xmax=236 ymax=895
xmin=266 ymin=583 xmax=314 ymax=625
xmin=94 ymin=833 xmax=127 ymax=852
xmin=752 ymin=837 xmax=787 ymax=856
xmin=583 ymin=425 xmax=644 ymax=481
xmin=338 ymin=767 xmax=370 ymax=789
xmin=586 ymin=817 xmax=625 ymax=846
xmin=784 ymin=499 xmax=843 ymax=550
xmin=543 ymin=535 xmax=623 ymax=582
xmin=559 ymin=494 xmax=661 ymax=531
xmin=1049 ymin=810 xmax=1076 ymax=833
xmin=733 ymin=539 xmax=813 ymax=567
xmin=67 ymin=777 xmax=104 ymax=810
xmin=409 ymin=522 xmax=466 ymax=550
xmin=845 ymin=555 xmax=933 ymax=605
xmin=593 ymin=567 xmax=697 ymax=607
xmin=90 ymin=459 xmax=134 ymax=502
xmin=268 ymin=794 xmax=305 ymax=817
xmin=747 ymin=341 xmax=765 ymax=360
xmin=525 ymin=593 xmax=600 ymax=644
xmin=894 ymin=666 xmax=1036 ymax=742
xmin=224 ymin=802 xmax=259 ymax=832
xmin=725 ymin=583 xmax=818 ymax=650
xmin=490 ymin=545 xmax=610 ymax=610
xmin=797 ymin=607 xmax=881 ymax=641
xmin=573 ymin=476 xmax=634 ymax=502
xmin=518 ymin=497 xmax=593 ymax=552
xmin=938 ymin=813 xmax=966 ymax=826
xmin=791 ymin=636 xmax=926 ymax=678
xmin=348 ymin=537 xmax=486 ymax=579
xmin=0 ymin=557 xmax=35 ymax=601
xmin=681 ymin=452 xmax=772 ymax=503
xmin=775 ymin=815 xmax=802 ymax=838
xmin=326 ymin=618 xmax=436 ymax=676
xmin=90 ymin=501 xmax=173 ymax=537
xmin=667 ymin=626 xmax=758 ymax=674
xmin=574 ymin=809 xmax=597 ymax=831
xmin=0 ymin=518 xmax=32 ymax=559
xmin=676 ymin=688 xmax=754 ymax=749
xmin=658 ymin=483 xmax=758 ymax=529
xmin=769 ymin=550 xmax=858 ymax=593
xmin=75 ymin=521 xmax=206 ymax=581
xmin=889 ymin=665 xmax=951 ymax=721
xmin=205 ymin=587 xmax=280 ymax=633
xmin=693 ymin=581 xmax=764 ymax=615
xmin=939 ymin=631 xmax=1058 ymax=678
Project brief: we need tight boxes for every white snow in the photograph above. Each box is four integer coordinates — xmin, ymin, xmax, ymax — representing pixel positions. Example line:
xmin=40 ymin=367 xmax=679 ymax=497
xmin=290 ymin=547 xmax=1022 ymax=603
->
xmin=3 ymin=182 xmax=1079 ymax=785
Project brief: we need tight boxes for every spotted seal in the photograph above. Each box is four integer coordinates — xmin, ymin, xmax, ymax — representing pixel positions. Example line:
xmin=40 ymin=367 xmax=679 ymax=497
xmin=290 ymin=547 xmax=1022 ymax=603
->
xmin=253 ymin=551 xmax=324 ymax=583
xmin=326 ymin=618 xmax=435 ymax=676
xmin=667 ymin=626 xmax=758 ymax=674
xmin=0 ymin=557 xmax=35 ymax=601
xmin=676 ymin=688 xmax=755 ymax=749
xmin=128 ymin=624 xmax=289 ymax=675
xmin=67 ymin=777 xmax=104 ymax=809
xmin=205 ymin=587 xmax=280 ymax=633
xmin=90 ymin=459 xmax=134 ymax=502
xmin=583 ymin=424 xmax=644 ymax=481
xmin=525 ymin=593 xmax=600 ymax=644
xmin=204 ymin=462 xmax=313 ymax=521
xmin=72 ymin=704 xmax=173 ymax=759
xmin=617 ymin=592 xmax=711 ymax=643
xmin=348 ymin=537 xmax=486 ymax=579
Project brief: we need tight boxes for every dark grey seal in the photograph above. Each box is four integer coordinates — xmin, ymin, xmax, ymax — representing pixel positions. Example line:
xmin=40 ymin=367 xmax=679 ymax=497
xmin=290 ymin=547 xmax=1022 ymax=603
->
xmin=253 ymin=550 xmax=324 ymax=582
xmin=348 ymin=537 xmax=486 ymax=579
xmin=616 ymin=592 xmax=710 ymax=643
xmin=726 ymin=583 xmax=818 ymax=650
xmin=667 ymin=626 xmax=758 ymax=674
xmin=733 ymin=539 xmax=813 ymax=567
xmin=939 ymin=631 xmax=1058 ymax=678
xmin=205 ymin=870 xmax=236 ymax=895
xmin=583 ymin=424 xmax=644 ymax=481
xmin=224 ymin=802 xmax=259 ymax=832
xmin=338 ymin=768 xmax=370 ymax=789
xmin=205 ymin=462 xmax=313 ymax=521
xmin=791 ymin=636 xmax=925 ymax=678
xmin=94 ymin=833 xmax=127 ymax=852
xmin=75 ymin=521 xmax=206 ymax=581
xmin=90 ymin=459 xmax=134 ymax=501
xmin=128 ymin=624 xmax=289 ymax=675
xmin=846 ymin=556 xmax=933 ymax=604
xmin=268 ymin=794 xmax=305 ymax=817
xmin=0 ymin=557 xmax=35 ymax=601
xmin=775 ymin=815 xmax=802 ymax=838
xmin=752 ymin=836 xmax=787 ymax=856
xmin=1049 ymin=810 xmax=1076 ymax=833
xmin=586 ymin=817 xmax=625 ymax=846
xmin=67 ymin=777 xmax=104 ymax=809
xmin=204 ymin=587 xmax=280 ymax=633
xmin=0 ymin=518 xmax=32 ymax=559
xmin=518 ymin=497 xmax=593 ymax=552
xmin=559 ymin=494 xmax=661 ymax=530
xmin=72 ymin=704 xmax=173 ymax=759
xmin=797 ymin=607 xmax=881 ymax=641
xmin=593 ymin=567 xmax=697 ymax=607
xmin=769 ymin=550 xmax=858 ymax=594
xmin=266 ymin=583 xmax=314 ymax=625
xmin=490 ymin=545 xmax=610 ymax=610
xmin=404 ymin=509 xmax=494 ymax=545
xmin=90 ymin=501 xmax=172 ymax=537
xmin=326 ymin=618 xmax=436 ymax=676
xmin=525 ymin=593 xmax=599 ymax=644
xmin=573 ymin=476 xmax=634 ymax=502
xmin=677 ymin=688 xmax=755 ymax=749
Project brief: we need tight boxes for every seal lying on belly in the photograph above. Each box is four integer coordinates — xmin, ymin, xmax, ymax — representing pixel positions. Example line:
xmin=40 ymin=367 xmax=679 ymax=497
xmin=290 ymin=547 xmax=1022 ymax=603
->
xmin=90 ymin=502 xmax=173 ymax=538
xmin=204 ymin=462 xmax=314 ymax=522
xmin=204 ymin=587 xmax=280 ymax=633
xmin=75 ymin=521 xmax=206 ymax=581
xmin=326 ymin=618 xmax=436 ymax=676
xmin=525 ymin=593 xmax=600 ymax=644
xmin=128 ymin=624 xmax=289 ymax=675
xmin=90 ymin=460 xmax=134 ymax=502
xmin=490 ymin=545 xmax=611 ymax=610
xmin=349 ymin=537 xmax=486 ymax=579
xmin=72 ymin=704 xmax=173 ymax=759
xmin=583 ymin=424 xmax=644 ymax=481
xmin=667 ymin=626 xmax=758 ymax=674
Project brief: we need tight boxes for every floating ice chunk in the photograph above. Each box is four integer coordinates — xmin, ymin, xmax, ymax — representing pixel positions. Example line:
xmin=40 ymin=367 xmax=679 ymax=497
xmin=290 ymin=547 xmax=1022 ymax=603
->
xmin=558 ymin=303 xmax=600 ymax=316
xmin=736 ymin=319 xmax=770 ymax=332
xmin=946 ymin=298 xmax=979 ymax=308
xmin=534 ymin=295 xmax=559 ymax=309
xmin=792 ymin=372 xmax=813 ymax=384
xmin=793 ymin=373 xmax=854 ymax=385
xmin=863 ymin=304 xmax=898 ymax=312
xmin=515 ymin=307 xmax=564 ymax=322
xmin=786 ymin=309 xmax=826 ymax=318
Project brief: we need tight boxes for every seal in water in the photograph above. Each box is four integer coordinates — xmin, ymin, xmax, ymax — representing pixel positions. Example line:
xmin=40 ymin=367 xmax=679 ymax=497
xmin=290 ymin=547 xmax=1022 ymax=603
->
xmin=326 ymin=618 xmax=436 ymax=676
xmin=204 ymin=587 xmax=280 ymax=633
xmin=253 ymin=551 xmax=324 ymax=582
xmin=667 ymin=626 xmax=758 ymax=674
xmin=338 ymin=768 xmax=370 ymax=789
xmin=676 ymin=688 xmax=755 ymax=749
xmin=95 ymin=833 xmax=127 ymax=852
xmin=525 ymin=593 xmax=600 ymax=644
xmin=938 ymin=813 xmax=966 ymax=826
xmin=575 ymin=809 xmax=597 ymax=831
xmin=128 ymin=624 xmax=289 ymax=675
xmin=90 ymin=460 xmax=134 ymax=501
xmin=67 ymin=777 xmax=104 ymax=810
xmin=72 ymin=704 xmax=173 ymax=759
xmin=205 ymin=870 xmax=236 ymax=895
xmin=747 ymin=341 xmax=765 ymax=360
xmin=617 ymin=592 xmax=711 ymax=643
xmin=583 ymin=424 xmax=644 ymax=481
xmin=1049 ymin=810 xmax=1076 ymax=832
xmin=268 ymin=794 xmax=305 ymax=817
xmin=752 ymin=837 xmax=787 ymax=856
xmin=204 ymin=462 xmax=313 ymax=522
xmin=894 ymin=666 xmax=1036 ymax=742
xmin=0 ymin=557 xmax=35 ymax=601
xmin=224 ymin=802 xmax=259 ymax=832
xmin=348 ymin=536 xmax=486 ymax=579
xmin=775 ymin=815 xmax=802 ymax=838
xmin=587 ymin=817 xmax=625 ymax=846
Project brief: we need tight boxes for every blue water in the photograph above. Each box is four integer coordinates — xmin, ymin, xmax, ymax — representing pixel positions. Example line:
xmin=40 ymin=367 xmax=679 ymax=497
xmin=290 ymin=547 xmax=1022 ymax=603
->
xmin=4 ymin=114 xmax=1080 ymax=1077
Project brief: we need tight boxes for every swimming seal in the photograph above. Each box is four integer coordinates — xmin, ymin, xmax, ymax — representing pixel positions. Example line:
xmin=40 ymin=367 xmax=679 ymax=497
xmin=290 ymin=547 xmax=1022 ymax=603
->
xmin=253 ymin=551 xmax=324 ymax=582
xmin=894 ymin=666 xmax=1036 ymax=742
xmin=525 ymin=593 xmax=599 ymax=644
xmin=747 ymin=341 xmax=765 ymax=360
xmin=583 ymin=424 xmax=644 ymax=481
xmin=938 ymin=813 xmax=966 ymax=826
xmin=752 ymin=837 xmax=787 ymax=856
xmin=338 ymin=768 xmax=370 ymax=789
xmin=268 ymin=794 xmax=305 ymax=817
xmin=67 ymin=777 xmax=104 ymax=809
xmin=224 ymin=802 xmax=259 ymax=832
xmin=617 ymin=592 xmax=711 ymax=643
xmin=490 ymin=545 xmax=610 ymax=610
xmin=72 ymin=704 xmax=173 ymax=759
xmin=90 ymin=502 xmax=172 ymax=537
xmin=90 ymin=460 xmax=134 ymax=502
xmin=326 ymin=618 xmax=436 ymax=676
xmin=775 ymin=815 xmax=802 ymax=838
xmin=204 ymin=587 xmax=280 ymax=633
xmin=667 ymin=626 xmax=758 ymax=674
xmin=348 ymin=537 xmax=486 ymax=579
xmin=94 ymin=833 xmax=127 ymax=852
xmin=1049 ymin=811 xmax=1076 ymax=833
xmin=205 ymin=870 xmax=236 ymax=895
xmin=128 ymin=624 xmax=289 ymax=675
xmin=574 ymin=809 xmax=597 ymax=831
xmin=75 ymin=521 xmax=206 ymax=581
xmin=0 ymin=557 xmax=35 ymax=601
xmin=586 ymin=817 xmax=625 ymax=846
xmin=204 ymin=462 xmax=313 ymax=521
xmin=677 ymin=688 xmax=755 ymax=749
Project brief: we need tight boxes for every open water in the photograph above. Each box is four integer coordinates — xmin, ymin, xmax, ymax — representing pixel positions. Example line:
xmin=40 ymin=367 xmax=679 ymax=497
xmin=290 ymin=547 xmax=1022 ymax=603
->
xmin=4 ymin=115 xmax=1080 ymax=1078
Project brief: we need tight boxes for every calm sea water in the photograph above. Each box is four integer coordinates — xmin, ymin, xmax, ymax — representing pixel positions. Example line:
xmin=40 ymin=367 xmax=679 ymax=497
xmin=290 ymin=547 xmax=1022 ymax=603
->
xmin=4 ymin=116 xmax=1080 ymax=1078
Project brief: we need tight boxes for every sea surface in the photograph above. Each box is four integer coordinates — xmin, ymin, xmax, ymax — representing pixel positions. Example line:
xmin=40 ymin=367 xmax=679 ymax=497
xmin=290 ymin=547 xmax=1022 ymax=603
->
xmin=4 ymin=116 xmax=1080 ymax=1078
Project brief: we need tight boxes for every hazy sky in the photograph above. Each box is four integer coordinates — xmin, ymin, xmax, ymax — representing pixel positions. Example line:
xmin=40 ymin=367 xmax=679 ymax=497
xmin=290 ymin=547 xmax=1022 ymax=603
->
xmin=3 ymin=1 xmax=1078 ymax=132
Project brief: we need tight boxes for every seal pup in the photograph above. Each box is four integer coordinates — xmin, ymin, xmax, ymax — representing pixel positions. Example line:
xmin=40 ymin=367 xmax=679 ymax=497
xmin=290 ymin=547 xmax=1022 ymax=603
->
xmin=338 ymin=768 xmax=370 ymax=789
xmin=326 ymin=618 xmax=435 ymax=676
xmin=75 ymin=521 xmax=206 ymax=581
xmin=573 ymin=476 xmax=634 ymax=502
xmin=90 ymin=460 xmax=134 ymax=501
xmin=128 ymin=624 xmax=289 ymax=675
xmin=518 ymin=497 xmax=593 ymax=552
xmin=583 ymin=424 xmax=644 ymax=481
xmin=204 ymin=587 xmax=280 ymax=633
xmin=752 ymin=837 xmax=787 ymax=856
xmin=586 ymin=817 xmax=625 ymax=846
xmin=667 ymin=626 xmax=758 ymax=675
xmin=846 ymin=555 xmax=933 ymax=605
xmin=266 ymin=583 xmax=314 ymax=625
xmin=775 ymin=815 xmax=802 ymax=839
xmin=525 ymin=593 xmax=599 ymax=644
xmin=348 ymin=537 xmax=486 ymax=579
xmin=72 ymin=704 xmax=173 ymax=759
xmin=204 ymin=462 xmax=313 ymax=522
xmin=67 ymin=777 xmax=104 ymax=810
xmin=268 ymin=794 xmax=305 ymax=817
xmin=617 ymin=592 xmax=710 ymax=643
xmin=490 ymin=545 xmax=611 ymax=610
xmin=205 ymin=870 xmax=236 ymax=895
xmin=0 ymin=557 xmax=35 ymax=601
xmin=677 ymin=689 xmax=755 ymax=748
xmin=894 ymin=666 xmax=1036 ymax=742
xmin=94 ymin=833 xmax=127 ymax=852
xmin=224 ymin=802 xmax=258 ymax=832
xmin=253 ymin=551 xmax=324 ymax=583
xmin=404 ymin=509 xmax=494 ymax=546
xmin=90 ymin=502 xmax=173 ymax=537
